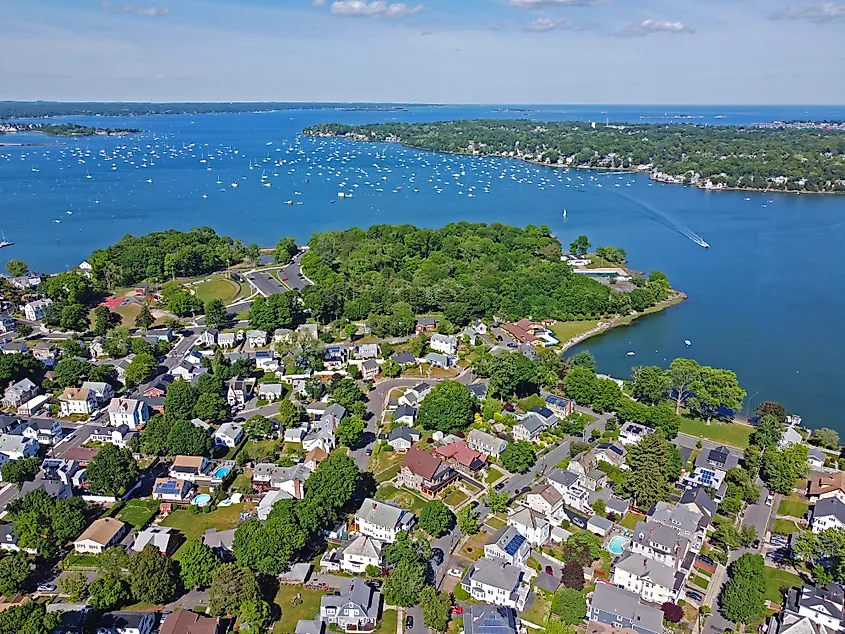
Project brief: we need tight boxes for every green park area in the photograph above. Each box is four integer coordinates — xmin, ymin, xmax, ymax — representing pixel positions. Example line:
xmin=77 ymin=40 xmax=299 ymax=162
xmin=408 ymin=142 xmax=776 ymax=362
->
xmin=194 ymin=277 xmax=241 ymax=303
xmin=161 ymin=503 xmax=245 ymax=541
xmin=678 ymin=417 xmax=753 ymax=449
xmin=549 ymin=320 xmax=600 ymax=345
xmin=115 ymin=499 xmax=160 ymax=530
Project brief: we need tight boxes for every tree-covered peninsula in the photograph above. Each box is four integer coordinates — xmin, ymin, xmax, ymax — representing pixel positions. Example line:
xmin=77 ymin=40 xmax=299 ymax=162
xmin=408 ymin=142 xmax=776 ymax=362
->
xmin=0 ymin=122 xmax=139 ymax=137
xmin=300 ymin=222 xmax=676 ymax=332
xmin=304 ymin=119 xmax=845 ymax=194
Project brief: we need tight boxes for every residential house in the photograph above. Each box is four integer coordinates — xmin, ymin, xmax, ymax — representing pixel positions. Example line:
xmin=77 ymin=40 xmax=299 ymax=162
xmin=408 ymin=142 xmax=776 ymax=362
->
xmin=809 ymin=448 xmax=828 ymax=470
xmin=258 ymin=382 xmax=285 ymax=402
xmin=245 ymin=330 xmax=268 ymax=347
xmin=461 ymin=557 xmax=530 ymax=611
xmin=0 ymin=433 xmax=38 ymax=465
xmin=341 ymin=535 xmax=382 ymax=574
xmin=628 ymin=521 xmax=692 ymax=570
xmin=23 ymin=298 xmax=52 ymax=321
xmin=780 ymin=427 xmax=804 ymax=448
xmin=284 ymin=423 xmax=308 ymax=443
xmin=31 ymin=341 xmax=58 ymax=366
xmin=468 ymin=383 xmax=488 ymax=401
xmin=213 ymin=422 xmax=244 ymax=448
xmin=0 ymin=523 xmax=36 ymax=555
xmin=483 ymin=525 xmax=531 ymax=567
xmin=812 ymin=497 xmax=845 ymax=534
xmin=647 ymin=501 xmax=710 ymax=552
xmin=587 ymin=583 xmax=664 ymax=634
xmin=424 ymin=352 xmax=452 ymax=369
xmin=0 ymin=317 xmax=15 ymax=334
xmin=500 ymin=319 xmax=559 ymax=347
xmin=16 ymin=394 xmax=50 ymax=417
xmin=619 ymin=422 xmax=654 ymax=446
xmin=809 ymin=473 xmax=845 ymax=504
xmin=74 ymin=518 xmax=127 ymax=554
xmin=159 ymin=609 xmax=220 ymax=634
xmin=682 ymin=445 xmax=740 ymax=500
xmin=435 ymin=441 xmax=487 ymax=476
xmin=524 ymin=483 xmax=564 ymax=521
xmin=81 ymin=381 xmax=115 ymax=405
xmin=355 ymin=498 xmax=414 ymax=543
xmin=612 ymin=550 xmax=681 ymax=604
xmin=512 ymin=413 xmax=546 ymax=444
xmin=361 ymin=359 xmax=380 ymax=380
xmin=255 ymin=351 xmax=280 ymax=372
xmin=415 ymin=317 xmax=439 ymax=332
xmin=459 ymin=327 xmax=477 ymax=346
xmin=302 ymin=420 xmax=336 ymax=453
xmin=781 ymin=583 xmax=845 ymax=633
xmin=114 ymin=354 xmax=135 ymax=385
xmin=319 ymin=577 xmax=380 ymax=632
xmin=252 ymin=463 xmax=311 ymax=498
xmin=528 ymin=406 xmax=558 ymax=429
xmin=304 ymin=447 xmax=328 ymax=471
xmin=393 ymin=405 xmax=417 ymax=426
xmin=772 ymin=612 xmax=839 ymax=634
xmin=296 ymin=323 xmax=319 ymax=340
xmin=169 ymin=456 xmax=211 ymax=483
xmin=59 ymin=387 xmax=96 ymax=417
xmin=567 ymin=450 xmax=608 ymax=492
xmin=390 ymin=351 xmax=416 ymax=367
xmin=133 ymin=526 xmax=176 ymax=555
xmin=587 ymin=515 xmax=614 ymax=537
xmin=171 ymin=361 xmax=206 ymax=383
xmin=2 ymin=378 xmax=38 ymax=408
xmin=354 ymin=343 xmax=379 ymax=360
xmin=561 ymin=253 xmax=592 ymax=267
xmin=547 ymin=469 xmax=591 ymax=513
xmin=196 ymin=329 xmax=218 ymax=347
xmin=507 ymin=507 xmax=550 ymax=546
xmin=467 ymin=429 xmax=508 ymax=457
xmin=322 ymin=403 xmax=347 ymax=428
xmin=678 ymin=487 xmax=718 ymax=523
xmin=397 ymin=447 xmax=457 ymax=497
xmin=18 ymin=418 xmax=63 ymax=445
xmin=218 ymin=333 xmax=236 ymax=348
xmin=322 ymin=346 xmax=347 ymax=370
xmin=20 ymin=478 xmax=71 ymax=500
xmin=463 ymin=606 xmax=518 ymax=634
xmin=399 ymin=383 xmax=432 ymax=408
xmin=544 ymin=394 xmax=574 ymax=419
xmin=152 ymin=477 xmax=193 ymax=503
xmin=107 ymin=398 xmax=149 ymax=430
xmin=226 ymin=377 xmax=255 ymax=407
xmin=387 ymin=426 xmax=419 ymax=452
xmin=146 ymin=328 xmax=172 ymax=343
xmin=89 ymin=337 xmax=106 ymax=359
xmin=202 ymin=528 xmax=235 ymax=561
xmin=96 ymin=612 xmax=158 ymax=634
xmin=430 ymin=333 xmax=458 ymax=355
xmin=594 ymin=442 xmax=628 ymax=470
xmin=258 ymin=488 xmax=296 ymax=521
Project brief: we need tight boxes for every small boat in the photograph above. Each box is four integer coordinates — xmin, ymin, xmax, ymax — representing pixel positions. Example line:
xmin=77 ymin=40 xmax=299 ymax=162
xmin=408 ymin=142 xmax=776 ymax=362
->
xmin=231 ymin=182 xmax=239 ymax=188
xmin=146 ymin=178 xmax=153 ymax=184
xmin=563 ymin=209 xmax=567 ymax=217
xmin=626 ymin=351 xmax=635 ymax=356
xmin=684 ymin=340 xmax=691 ymax=347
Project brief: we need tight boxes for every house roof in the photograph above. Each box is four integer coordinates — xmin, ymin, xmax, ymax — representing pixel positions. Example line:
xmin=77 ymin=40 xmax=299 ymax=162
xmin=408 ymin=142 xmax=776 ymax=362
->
xmin=517 ymin=413 xmax=546 ymax=434
xmin=134 ymin=526 xmax=175 ymax=552
xmin=468 ymin=383 xmax=488 ymax=398
xmin=394 ymin=405 xmax=417 ymax=420
xmin=809 ymin=473 xmax=845 ymax=497
xmin=809 ymin=448 xmax=828 ymax=463
xmin=98 ymin=612 xmax=154 ymax=629
xmin=678 ymin=487 xmax=717 ymax=518
xmin=60 ymin=387 xmax=91 ymax=402
xmin=172 ymin=455 xmax=207 ymax=470
xmin=489 ymin=525 xmax=527 ymax=557
xmin=815 ymin=498 xmax=845 ymax=525
xmin=389 ymin=425 xmax=417 ymax=443
xmin=107 ymin=398 xmax=142 ymax=413
xmin=305 ymin=447 xmax=328 ymax=465
xmin=589 ymin=583 xmax=664 ymax=633
xmin=467 ymin=557 xmax=523 ymax=591
xmin=548 ymin=468 xmax=580 ymax=488
xmin=402 ymin=446 xmax=446 ymax=480
xmin=0 ymin=434 xmax=34 ymax=455
xmin=792 ymin=583 xmax=845 ymax=624
xmin=320 ymin=577 xmax=379 ymax=618
xmin=615 ymin=551 xmax=677 ymax=590
xmin=463 ymin=605 xmax=518 ymax=634
xmin=159 ymin=608 xmax=219 ymax=634
xmin=356 ymin=498 xmax=412 ymax=529
xmin=509 ymin=507 xmax=548 ymax=532
xmin=324 ymin=403 xmax=347 ymax=420
xmin=344 ymin=535 xmax=382 ymax=560
xmin=75 ymin=518 xmax=126 ymax=546
xmin=391 ymin=351 xmax=416 ymax=365
xmin=467 ymin=428 xmax=507 ymax=452
xmin=214 ymin=422 xmax=243 ymax=440
xmin=296 ymin=619 xmax=324 ymax=634
xmin=588 ymin=515 xmax=614 ymax=531
xmin=202 ymin=528 xmax=235 ymax=551
xmin=435 ymin=441 xmax=487 ymax=469
xmin=530 ymin=483 xmax=563 ymax=506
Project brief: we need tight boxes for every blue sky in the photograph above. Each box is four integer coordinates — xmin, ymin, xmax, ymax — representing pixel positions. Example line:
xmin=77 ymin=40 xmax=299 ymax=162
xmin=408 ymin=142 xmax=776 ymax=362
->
xmin=1 ymin=0 xmax=844 ymax=103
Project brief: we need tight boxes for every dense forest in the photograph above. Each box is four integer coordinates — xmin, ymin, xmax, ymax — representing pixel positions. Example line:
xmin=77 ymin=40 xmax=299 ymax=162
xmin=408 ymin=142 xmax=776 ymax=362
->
xmin=0 ymin=122 xmax=139 ymax=137
xmin=300 ymin=222 xmax=671 ymax=331
xmin=85 ymin=227 xmax=247 ymax=288
xmin=304 ymin=119 xmax=845 ymax=193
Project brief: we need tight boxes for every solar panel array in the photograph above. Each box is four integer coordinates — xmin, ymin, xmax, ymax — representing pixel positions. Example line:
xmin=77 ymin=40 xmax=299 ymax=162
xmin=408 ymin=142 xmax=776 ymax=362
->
xmin=155 ymin=480 xmax=182 ymax=494
xmin=477 ymin=612 xmax=511 ymax=634
xmin=503 ymin=533 xmax=526 ymax=556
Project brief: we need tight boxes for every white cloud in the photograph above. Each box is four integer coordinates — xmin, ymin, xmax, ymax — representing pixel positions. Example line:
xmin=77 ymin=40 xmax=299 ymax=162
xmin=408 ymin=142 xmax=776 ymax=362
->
xmin=100 ymin=1 xmax=170 ymax=16
xmin=313 ymin=0 xmax=326 ymax=6
xmin=524 ymin=17 xmax=573 ymax=31
xmin=617 ymin=19 xmax=694 ymax=37
xmin=510 ymin=0 xmax=606 ymax=9
xmin=330 ymin=1 xmax=425 ymax=18
xmin=772 ymin=2 xmax=845 ymax=22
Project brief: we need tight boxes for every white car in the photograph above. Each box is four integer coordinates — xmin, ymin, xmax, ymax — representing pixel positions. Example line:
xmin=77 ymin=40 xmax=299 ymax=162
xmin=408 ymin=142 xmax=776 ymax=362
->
xmin=447 ymin=568 xmax=462 ymax=578
xmin=766 ymin=494 xmax=774 ymax=506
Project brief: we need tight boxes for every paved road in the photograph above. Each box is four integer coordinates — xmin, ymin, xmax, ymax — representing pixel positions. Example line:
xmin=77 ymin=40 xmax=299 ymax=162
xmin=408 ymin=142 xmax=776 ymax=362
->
xmin=247 ymin=271 xmax=286 ymax=297
xmin=277 ymin=251 xmax=310 ymax=291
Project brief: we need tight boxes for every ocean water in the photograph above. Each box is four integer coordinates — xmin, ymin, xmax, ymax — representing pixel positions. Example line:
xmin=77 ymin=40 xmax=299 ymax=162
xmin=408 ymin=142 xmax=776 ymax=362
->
xmin=2 ymin=104 xmax=845 ymax=429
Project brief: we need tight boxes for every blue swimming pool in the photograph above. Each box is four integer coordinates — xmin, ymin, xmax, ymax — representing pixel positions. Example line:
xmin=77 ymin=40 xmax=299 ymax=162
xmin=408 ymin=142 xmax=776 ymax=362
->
xmin=192 ymin=493 xmax=213 ymax=507
xmin=608 ymin=536 xmax=628 ymax=556
xmin=214 ymin=466 xmax=231 ymax=479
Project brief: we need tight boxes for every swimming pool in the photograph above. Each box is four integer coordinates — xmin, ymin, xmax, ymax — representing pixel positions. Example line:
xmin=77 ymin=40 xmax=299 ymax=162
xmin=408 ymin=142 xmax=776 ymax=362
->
xmin=214 ymin=466 xmax=231 ymax=479
xmin=608 ymin=536 xmax=628 ymax=556
xmin=192 ymin=493 xmax=213 ymax=507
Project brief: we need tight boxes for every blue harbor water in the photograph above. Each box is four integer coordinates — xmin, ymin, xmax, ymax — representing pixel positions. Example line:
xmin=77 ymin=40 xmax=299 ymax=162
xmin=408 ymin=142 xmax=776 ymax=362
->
xmin=2 ymin=104 xmax=845 ymax=430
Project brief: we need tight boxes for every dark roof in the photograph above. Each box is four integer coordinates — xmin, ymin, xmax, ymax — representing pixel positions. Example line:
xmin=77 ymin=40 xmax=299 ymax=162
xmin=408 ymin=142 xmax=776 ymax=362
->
xmin=391 ymin=351 xmax=416 ymax=365
xmin=394 ymin=405 xmax=417 ymax=419
xmin=535 ymin=572 xmax=561 ymax=593
xmin=529 ymin=406 xmax=554 ymax=419
xmin=464 ymin=605 xmax=518 ymax=634
xmin=708 ymin=446 xmax=730 ymax=465
xmin=98 ymin=612 xmax=156 ymax=629
xmin=160 ymin=609 xmax=219 ymax=634
xmin=402 ymin=446 xmax=445 ymax=480
xmin=815 ymin=497 xmax=845 ymax=524
xmin=679 ymin=486 xmax=718 ymax=518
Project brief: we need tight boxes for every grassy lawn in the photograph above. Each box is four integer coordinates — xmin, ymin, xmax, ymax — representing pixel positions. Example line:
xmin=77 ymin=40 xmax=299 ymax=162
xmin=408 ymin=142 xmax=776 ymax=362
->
xmin=62 ymin=552 xmax=100 ymax=569
xmin=763 ymin=566 xmax=803 ymax=604
xmin=161 ymin=503 xmax=245 ymax=541
xmin=272 ymin=585 xmax=325 ymax=634
xmin=375 ymin=463 xmax=402 ymax=484
xmin=692 ymin=576 xmax=709 ymax=589
xmin=773 ymin=519 xmax=800 ymax=535
xmin=444 ymin=489 xmax=468 ymax=509
xmin=486 ymin=515 xmax=507 ymax=531
xmin=113 ymin=302 xmax=142 ymax=327
xmin=550 ymin=320 xmax=600 ymax=345
xmin=522 ymin=588 xmax=550 ymax=625
xmin=457 ymin=532 xmax=490 ymax=562
xmin=485 ymin=466 xmax=505 ymax=484
xmin=619 ymin=512 xmax=644 ymax=531
xmin=371 ymin=448 xmax=405 ymax=478
xmin=778 ymin=495 xmax=810 ymax=519
xmin=678 ymin=417 xmax=753 ymax=449
xmin=116 ymin=499 xmax=160 ymax=530
xmin=243 ymin=439 xmax=280 ymax=460
xmin=375 ymin=484 xmax=399 ymax=502
xmin=391 ymin=488 xmax=429 ymax=515
xmin=374 ymin=609 xmax=398 ymax=634
xmin=194 ymin=278 xmax=241 ymax=303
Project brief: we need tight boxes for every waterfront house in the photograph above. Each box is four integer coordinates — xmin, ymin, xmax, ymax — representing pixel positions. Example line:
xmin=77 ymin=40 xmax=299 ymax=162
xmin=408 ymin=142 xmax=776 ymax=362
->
xmin=355 ymin=498 xmax=414 ymax=543
xmin=811 ymin=497 xmax=845 ymax=533
xmin=107 ymin=398 xmax=149 ymax=430
xmin=461 ymin=557 xmax=530 ymax=611
xmin=808 ymin=448 xmax=828 ymax=470
xmin=213 ymin=422 xmax=243 ymax=448
xmin=397 ymin=446 xmax=457 ymax=497
xmin=483 ymin=525 xmax=531 ymax=567
xmin=780 ymin=426 xmax=804 ymax=448
xmin=74 ymin=518 xmax=127 ymax=554
xmin=59 ymin=387 xmax=96 ymax=417
xmin=320 ymin=577 xmax=380 ymax=632
xmin=588 ymin=584 xmax=664 ymax=634
xmin=560 ymin=253 xmax=591 ymax=267
xmin=23 ymin=298 xmax=52 ymax=322
xmin=466 ymin=428 xmax=508 ymax=457
xmin=808 ymin=472 xmax=845 ymax=504
xmin=430 ymin=333 xmax=458 ymax=355
xmin=152 ymin=477 xmax=193 ymax=503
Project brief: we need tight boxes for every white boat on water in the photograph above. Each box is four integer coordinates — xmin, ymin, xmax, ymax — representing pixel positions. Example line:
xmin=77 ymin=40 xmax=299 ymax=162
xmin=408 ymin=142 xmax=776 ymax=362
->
xmin=684 ymin=340 xmax=692 ymax=347
xmin=626 ymin=351 xmax=635 ymax=356
xmin=231 ymin=182 xmax=239 ymax=188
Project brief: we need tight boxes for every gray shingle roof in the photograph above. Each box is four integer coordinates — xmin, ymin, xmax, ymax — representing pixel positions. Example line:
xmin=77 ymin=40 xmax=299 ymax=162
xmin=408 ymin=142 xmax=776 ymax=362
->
xmin=589 ymin=583 xmax=664 ymax=633
xmin=615 ymin=551 xmax=678 ymax=590
xmin=815 ymin=498 xmax=845 ymax=525
xmin=466 ymin=558 xmax=523 ymax=591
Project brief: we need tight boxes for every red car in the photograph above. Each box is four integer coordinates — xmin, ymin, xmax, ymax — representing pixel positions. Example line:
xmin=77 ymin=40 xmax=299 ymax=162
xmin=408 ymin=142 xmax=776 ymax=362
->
xmin=450 ymin=606 xmax=463 ymax=615
xmin=282 ymin=277 xmax=289 ymax=281
xmin=545 ymin=565 xmax=554 ymax=575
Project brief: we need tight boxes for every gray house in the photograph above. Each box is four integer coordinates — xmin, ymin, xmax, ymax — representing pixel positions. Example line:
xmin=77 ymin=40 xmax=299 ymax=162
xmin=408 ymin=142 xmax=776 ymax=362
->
xmin=588 ymin=583 xmax=664 ymax=634
xmin=387 ymin=425 xmax=420 ymax=452
xmin=467 ymin=429 xmax=508 ymax=457
xmin=463 ymin=606 xmax=518 ymax=634
xmin=320 ymin=578 xmax=380 ymax=632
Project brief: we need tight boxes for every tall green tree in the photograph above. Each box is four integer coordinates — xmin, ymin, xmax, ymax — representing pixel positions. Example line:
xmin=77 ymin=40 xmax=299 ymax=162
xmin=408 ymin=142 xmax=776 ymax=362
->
xmin=164 ymin=379 xmax=199 ymax=420
xmin=749 ymin=414 xmax=784 ymax=450
xmin=687 ymin=367 xmax=746 ymax=423
xmin=420 ymin=586 xmax=451 ymax=633
xmin=337 ymin=415 xmax=365 ymax=447
xmin=208 ymin=564 xmax=261 ymax=618
xmin=418 ymin=500 xmax=454 ymax=537
xmin=274 ymin=236 xmax=298 ymax=263
xmin=500 ymin=441 xmax=536 ymax=474
xmin=488 ymin=352 xmax=537 ymax=399
xmin=553 ymin=587 xmax=588 ymax=624
xmin=178 ymin=540 xmax=222 ymax=589
xmin=417 ymin=381 xmax=477 ymax=434
xmin=569 ymin=236 xmax=591 ymax=257
xmin=5 ymin=259 xmax=28 ymax=277
xmin=86 ymin=444 xmax=139 ymax=496
xmin=619 ymin=432 xmax=682 ymax=508
xmin=761 ymin=443 xmax=809 ymax=494
xmin=630 ymin=365 xmax=670 ymax=404
xmin=667 ymin=358 xmax=701 ymax=414
xmin=457 ymin=506 xmax=480 ymax=535
xmin=204 ymin=299 xmax=228 ymax=329
xmin=134 ymin=304 xmax=154 ymax=330
xmin=719 ymin=553 xmax=766 ymax=623
xmin=129 ymin=544 xmax=179 ymax=604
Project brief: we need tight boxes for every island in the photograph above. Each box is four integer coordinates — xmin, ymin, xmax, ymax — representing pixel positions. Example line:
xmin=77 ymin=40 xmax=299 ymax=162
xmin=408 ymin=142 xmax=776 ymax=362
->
xmin=303 ymin=119 xmax=845 ymax=194
xmin=0 ymin=122 xmax=140 ymax=137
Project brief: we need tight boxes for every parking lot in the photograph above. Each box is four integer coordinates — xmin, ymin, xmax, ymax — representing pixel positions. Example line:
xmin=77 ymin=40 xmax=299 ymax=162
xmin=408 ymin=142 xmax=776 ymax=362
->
xmin=247 ymin=271 xmax=285 ymax=297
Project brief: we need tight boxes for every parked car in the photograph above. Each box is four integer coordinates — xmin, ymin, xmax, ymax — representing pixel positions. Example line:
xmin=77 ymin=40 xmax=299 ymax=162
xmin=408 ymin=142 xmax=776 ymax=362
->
xmin=494 ymin=482 xmax=505 ymax=491
xmin=507 ymin=343 xmax=517 ymax=348
xmin=697 ymin=554 xmax=715 ymax=566
xmin=447 ymin=568 xmax=462 ymax=578
xmin=37 ymin=584 xmax=57 ymax=593
xmin=365 ymin=448 xmax=373 ymax=456
xmin=450 ymin=606 xmax=463 ymax=615
xmin=405 ymin=616 xmax=414 ymax=629
xmin=752 ymin=539 xmax=761 ymax=549
xmin=685 ymin=591 xmax=704 ymax=602
xmin=766 ymin=494 xmax=774 ymax=506
xmin=545 ymin=565 xmax=554 ymax=575
xmin=496 ymin=335 xmax=503 ymax=341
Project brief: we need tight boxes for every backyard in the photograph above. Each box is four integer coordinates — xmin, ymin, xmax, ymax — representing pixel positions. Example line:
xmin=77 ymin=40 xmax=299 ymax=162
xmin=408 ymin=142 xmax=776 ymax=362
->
xmin=763 ymin=566 xmax=804 ymax=604
xmin=161 ymin=503 xmax=245 ymax=541
xmin=443 ymin=489 xmax=469 ymax=509
xmin=678 ymin=417 xmax=753 ymax=449
xmin=374 ymin=609 xmax=398 ymax=634
xmin=115 ymin=499 xmax=160 ymax=530
xmin=619 ymin=512 xmax=645 ymax=531
xmin=521 ymin=588 xmax=550 ymax=626
xmin=773 ymin=519 xmax=800 ymax=535
xmin=457 ymin=532 xmax=490 ymax=562
xmin=272 ymin=585 xmax=325 ymax=634
xmin=778 ymin=495 xmax=810 ymax=519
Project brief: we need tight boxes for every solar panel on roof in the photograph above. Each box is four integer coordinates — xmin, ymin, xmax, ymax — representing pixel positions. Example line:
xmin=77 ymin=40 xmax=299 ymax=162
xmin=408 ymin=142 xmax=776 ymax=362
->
xmin=503 ymin=533 xmax=526 ymax=555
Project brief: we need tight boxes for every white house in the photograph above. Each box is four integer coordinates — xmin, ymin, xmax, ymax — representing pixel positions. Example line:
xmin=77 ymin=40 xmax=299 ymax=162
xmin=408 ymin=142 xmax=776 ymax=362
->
xmin=59 ymin=387 xmax=97 ymax=417
xmin=341 ymin=535 xmax=382 ymax=574
xmin=169 ymin=456 xmax=211 ymax=483
xmin=399 ymin=383 xmax=432 ymax=408
xmin=355 ymin=498 xmax=415 ymax=543
xmin=132 ymin=526 xmax=176 ymax=555
xmin=252 ymin=463 xmax=311 ymax=499
xmin=780 ymin=427 xmax=803 ymax=449
xmin=466 ymin=429 xmax=508 ymax=457
xmin=430 ymin=333 xmax=458 ymax=356
xmin=18 ymin=418 xmax=63 ymax=446
xmin=461 ymin=558 xmax=530 ymax=611
xmin=512 ymin=413 xmax=546 ymax=444
xmin=255 ymin=351 xmax=279 ymax=372
xmin=507 ymin=507 xmax=550 ymax=546
xmin=196 ymin=328 xmax=218 ymax=347
xmin=96 ymin=611 xmax=158 ymax=634
xmin=74 ymin=518 xmax=127 ymax=554
xmin=612 ymin=551 xmax=679 ymax=605
xmin=218 ymin=332 xmax=236 ymax=348
xmin=808 ymin=448 xmax=828 ymax=470
xmin=811 ymin=497 xmax=845 ymax=534
xmin=790 ymin=583 xmax=845 ymax=632
xmin=2 ymin=378 xmax=38 ymax=409
xmin=524 ymin=483 xmax=564 ymax=521
xmin=547 ymin=469 xmax=591 ymax=514
xmin=245 ymin=330 xmax=268 ymax=347
xmin=0 ymin=433 xmax=39 ymax=464
xmin=258 ymin=383 xmax=285 ymax=402
xmin=393 ymin=405 xmax=417 ymax=426
xmin=152 ymin=477 xmax=193 ymax=503
xmin=214 ymin=422 xmax=244 ymax=448
xmin=89 ymin=425 xmax=136 ymax=449
xmin=484 ymin=525 xmax=531 ymax=567
xmin=107 ymin=398 xmax=149 ymax=430
xmin=619 ymin=422 xmax=654 ymax=446
xmin=226 ymin=377 xmax=255 ymax=407
xmin=23 ymin=298 xmax=53 ymax=321
xmin=81 ymin=381 xmax=115 ymax=405
xmin=361 ymin=359 xmax=379 ymax=380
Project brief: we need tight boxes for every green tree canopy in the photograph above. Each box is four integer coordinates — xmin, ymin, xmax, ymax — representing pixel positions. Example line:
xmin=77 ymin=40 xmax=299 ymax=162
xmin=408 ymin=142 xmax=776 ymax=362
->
xmin=500 ymin=441 xmax=536 ymax=474
xmin=418 ymin=500 xmax=454 ymax=537
xmin=417 ymin=381 xmax=477 ymax=434
xmin=177 ymin=539 xmax=221 ymax=589
xmin=85 ymin=444 xmax=139 ymax=496
xmin=619 ymin=432 xmax=682 ymax=508
xmin=719 ymin=553 xmax=766 ymax=623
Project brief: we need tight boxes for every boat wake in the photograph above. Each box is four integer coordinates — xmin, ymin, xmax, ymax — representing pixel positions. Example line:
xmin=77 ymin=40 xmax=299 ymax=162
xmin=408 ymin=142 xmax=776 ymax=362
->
xmin=611 ymin=190 xmax=710 ymax=248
